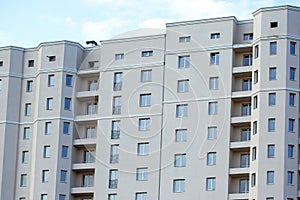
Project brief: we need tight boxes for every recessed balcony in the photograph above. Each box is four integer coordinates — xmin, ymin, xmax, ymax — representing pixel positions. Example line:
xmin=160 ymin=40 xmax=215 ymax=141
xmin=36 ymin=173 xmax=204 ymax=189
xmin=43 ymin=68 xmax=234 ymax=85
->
xmin=230 ymin=141 xmax=250 ymax=149
xmin=228 ymin=193 xmax=249 ymax=200
xmin=73 ymin=138 xmax=96 ymax=148
xmin=229 ymin=167 xmax=250 ymax=175
xmin=72 ymin=163 xmax=95 ymax=171
xmin=71 ymin=187 xmax=94 ymax=195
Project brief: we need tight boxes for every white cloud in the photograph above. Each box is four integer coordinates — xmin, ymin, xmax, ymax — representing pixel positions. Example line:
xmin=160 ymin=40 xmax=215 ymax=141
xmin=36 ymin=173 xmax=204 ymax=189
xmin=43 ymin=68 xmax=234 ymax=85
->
xmin=81 ymin=19 xmax=131 ymax=40
xmin=65 ymin=17 xmax=76 ymax=26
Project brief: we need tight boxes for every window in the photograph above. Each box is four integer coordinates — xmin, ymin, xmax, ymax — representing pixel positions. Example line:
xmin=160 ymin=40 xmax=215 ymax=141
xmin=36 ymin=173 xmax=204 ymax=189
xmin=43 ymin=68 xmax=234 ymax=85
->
xmin=113 ymin=72 xmax=123 ymax=91
xmin=175 ymin=129 xmax=187 ymax=142
xmin=267 ymin=171 xmax=274 ymax=184
xmin=83 ymin=174 xmax=93 ymax=187
xmin=141 ymin=50 xmax=153 ymax=57
xmin=209 ymin=77 xmax=219 ymax=90
xmin=139 ymin=118 xmax=150 ymax=131
xmin=46 ymin=98 xmax=53 ymax=110
xmin=268 ymin=93 xmax=276 ymax=106
xmin=290 ymin=41 xmax=296 ymax=55
xmin=0 ymin=61 xmax=3 ymax=67
xmin=210 ymin=52 xmax=219 ymax=65
xmin=289 ymin=93 xmax=295 ymax=106
xmin=48 ymin=74 xmax=54 ymax=86
xmin=242 ymin=103 xmax=251 ymax=116
xmin=63 ymin=122 xmax=70 ymax=134
xmin=136 ymin=167 xmax=148 ymax=181
xmin=20 ymin=174 xmax=27 ymax=187
xmin=207 ymin=152 xmax=216 ymax=166
xmin=253 ymin=95 xmax=258 ymax=109
xmin=242 ymin=79 xmax=252 ymax=91
xmin=88 ymin=80 xmax=98 ymax=91
xmin=42 ymin=170 xmax=49 ymax=182
xmin=25 ymin=103 xmax=31 ymax=116
xmin=48 ymin=55 xmax=56 ymax=62
xmin=208 ymin=127 xmax=217 ymax=140
xmin=0 ymin=79 xmax=2 ymax=90
xmin=109 ymin=169 xmax=118 ymax=189
xmin=270 ymin=42 xmax=277 ymax=55
xmin=86 ymin=127 xmax=96 ymax=138
xmin=43 ymin=146 xmax=50 ymax=158
xmin=210 ymin=33 xmax=220 ymax=39
xmin=244 ymin=33 xmax=253 ymax=40
xmin=60 ymin=170 xmax=67 ymax=183
xmin=66 ymin=74 xmax=73 ymax=86
xmin=288 ymin=145 xmax=294 ymax=158
xmin=28 ymin=60 xmax=34 ymax=67
xmin=173 ymin=179 xmax=185 ymax=193
xmin=252 ymin=147 xmax=257 ymax=161
xmin=115 ymin=53 xmax=124 ymax=60
xmin=241 ymin=129 xmax=251 ymax=141
xmin=112 ymin=96 xmax=121 ymax=114
xmin=89 ymin=61 xmax=99 ymax=68
xmin=254 ymin=45 xmax=259 ymax=58
xmin=61 ymin=146 xmax=69 ymax=158
xmin=110 ymin=144 xmax=119 ymax=164
xmin=26 ymin=80 xmax=33 ymax=92
xmin=268 ymin=118 xmax=275 ymax=132
xmin=251 ymin=173 xmax=256 ymax=187
xmin=254 ymin=70 xmax=258 ymax=84
xmin=208 ymin=102 xmax=218 ymax=115
xmin=22 ymin=151 xmax=29 ymax=163
xmin=59 ymin=195 xmax=66 ymax=200
xmin=243 ymin=55 xmax=253 ymax=66
xmin=267 ymin=144 xmax=275 ymax=158
xmin=253 ymin=121 xmax=257 ymax=135
xmin=87 ymin=102 xmax=97 ymax=114
xmin=84 ymin=150 xmax=95 ymax=163
xmin=269 ymin=67 xmax=276 ymax=80
xmin=288 ymin=118 xmax=295 ymax=132
xmin=111 ymin=121 xmax=120 ymax=139
xmin=45 ymin=122 xmax=52 ymax=134
xmin=266 ymin=197 xmax=274 ymax=200
xmin=178 ymin=55 xmax=190 ymax=68
xmin=290 ymin=67 xmax=296 ymax=81
xmin=137 ymin=143 xmax=149 ymax=156
xmin=64 ymin=98 xmax=71 ymax=110
xmin=241 ymin=154 xmax=250 ymax=168
xmin=140 ymin=94 xmax=151 ymax=107
xmin=179 ymin=36 xmax=191 ymax=43
xmin=177 ymin=79 xmax=189 ymax=93
xmin=141 ymin=70 xmax=152 ymax=82
xmin=288 ymin=171 xmax=294 ymax=185
xmin=206 ymin=177 xmax=216 ymax=191
xmin=108 ymin=194 xmax=117 ymax=200
xmin=41 ymin=194 xmax=48 ymax=200
xmin=174 ymin=154 xmax=186 ymax=167
xmin=176 ymin=104 xmax=188 ymax=117
xmin=270 ymin=21 xmax=278 ymax=28
xmin=19 ymin=198 xmax=26 ymax=200
xmin=23 ymin=127 xmax=30 ymax=140
xmin=239 ymin=179 xmax=249 ymax=193
xmin=135 ymin=192 xmax=147 ymax=200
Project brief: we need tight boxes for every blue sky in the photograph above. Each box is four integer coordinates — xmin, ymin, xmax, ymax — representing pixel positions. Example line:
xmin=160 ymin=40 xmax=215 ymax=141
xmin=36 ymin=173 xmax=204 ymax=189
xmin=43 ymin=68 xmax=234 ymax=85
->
xmin=1 ymin=0 xmax=300 ymax=48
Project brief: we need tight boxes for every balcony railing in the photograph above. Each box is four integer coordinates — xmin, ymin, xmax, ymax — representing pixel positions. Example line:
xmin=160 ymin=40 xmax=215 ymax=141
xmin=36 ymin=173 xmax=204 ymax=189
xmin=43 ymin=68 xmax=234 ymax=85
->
xmin=109 ymin=180 xmax=118 ymax=189
xmin=111 ymin=130 xmax=120 ymax=139
xmin=110 ymin=155 xmax=119 ymax=164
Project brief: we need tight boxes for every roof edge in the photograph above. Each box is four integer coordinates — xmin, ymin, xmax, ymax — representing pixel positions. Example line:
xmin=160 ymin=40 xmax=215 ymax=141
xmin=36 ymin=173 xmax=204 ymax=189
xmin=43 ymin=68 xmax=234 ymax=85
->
xmin=253 ymin=5 xmax=300 ymax=16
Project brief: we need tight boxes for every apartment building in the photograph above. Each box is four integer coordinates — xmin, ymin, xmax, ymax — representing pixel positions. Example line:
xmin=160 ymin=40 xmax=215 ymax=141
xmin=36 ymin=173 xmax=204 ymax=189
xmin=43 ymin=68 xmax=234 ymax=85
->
xmin=0 ymin=4 xmax=300 ymax=200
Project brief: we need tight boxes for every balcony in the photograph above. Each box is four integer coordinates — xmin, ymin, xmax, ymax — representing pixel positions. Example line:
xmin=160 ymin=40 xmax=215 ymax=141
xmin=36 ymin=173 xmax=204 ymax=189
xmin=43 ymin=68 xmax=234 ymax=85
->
xmin=76 ymin=91 xmax=99 ymax=100
xmin=109 ymin=180 xmax=118 ymax=189
xmin=229 ymin=167 xmax=250 ymax=175
xmin=230 ymin=141 xmax=250 ymax=150
xmin=75 ymin=114 xmax=98 ymax=123
xmin=232 ymin=66 xmax=252 ymax=74
xmin=228 ymin=193 xmax=249 ymax=200
xmin=232 ymin=91 xmax=251 ymax=98
xmin=73 ymin=138 xmax=96 ymax=148
xmin=72 ymin=163 xmax=95 ymax=171
xmin=71 ymin=187 xmax=94 ymax=195
xmin=231 ymin=116 xmax=251 ymax=125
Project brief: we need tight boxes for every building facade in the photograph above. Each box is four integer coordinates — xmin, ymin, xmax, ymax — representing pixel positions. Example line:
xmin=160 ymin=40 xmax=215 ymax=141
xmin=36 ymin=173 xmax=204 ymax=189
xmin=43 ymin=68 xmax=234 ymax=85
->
xmin=0 ymin=5 xmax=300 ymax=200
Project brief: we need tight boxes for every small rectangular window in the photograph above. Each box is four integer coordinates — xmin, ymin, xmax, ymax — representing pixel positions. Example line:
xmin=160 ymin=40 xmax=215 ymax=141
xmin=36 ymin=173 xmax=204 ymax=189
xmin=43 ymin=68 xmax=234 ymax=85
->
xmin=22 ymin=151 xmax=29 ymax=163
xmin=136 ymin=167 xmax=148 ymax=181
xmin=137 ymin=143 xmax=149 ymax=156
xmin=175 ymin=129 xmax=187 ymax=142
xmin=243 ymin=54 xmax=253 ymax=66
xmin=63 ymin=122 xmax=70 ymax=134
xmin=46 ymin=98 xmax=53 ymax=110
xmin=206 ymin=177 xmax=216 ymax=191
xmin=254 ymin=70 xmax=258 ymax=84
xmin=140 ymin=93 xmax=151 ymax=107
xmin=290 ymin=67 xmax=296 ymax=81
xmin=0 ymin=79 xmax=2 ymax=91
xmin=61 ymin=146 xmax=69 ymax=158
xmin=135 ymin=192 xmax=147 ymax=200
xmin=45 ymin=122 xmax=52 ymax=135
xmin=288 ymin=118 xmax=295 ymax=132
xmin=48 ymin=56 xmax=56 ymax=62
xmin=179 ymin=36 xmax=191 ymax=43
xmin=64 ymin=98 xmax=71 ymax=110
xmin=20 ymin=174 xmax=27 ymax=187
xmin=208 ymin=127 xmax=217 ymax=140
xmin=254 ymin=45 xmax=259 ymax=58
xmin=268 ymin=93 xmax=276 ymax=106
xmin=287 ymin=171 xmax=294 ymax=185
xmin=289 ymin=93 xmax=295 ymax=106
xmin=111 ymin=121 xmax=120 ymax=139
xmin=178 ymin=55 xmax=190 ymax=68
xmin=115 ymin=53 xmax=124 ymax=60
xmin=207 ymin=152 xmax=216 ymax=165
xmin=253 ymin=95 xmax=258 ymax=109
xmin=269 ymin=67 xmax=276 ymax=80
xmin=113 ymin=72 xmax=123 ymax=91
xmin=139 ymin=118 xmax=150 ymax=131
xmin=59 ymin=195 xmax=66 ymax=200
xmin=290 ymin=41 xmax=296 ymax=55
xmin=176 ymin=104 xmax=188 ymax=117
xmin=26 ymin=80 xmax=33 ymax=92
xmin=270 ymin=42 xmax=277 ymax=55
xmin=28 ymin=60 xmax=34 ymax=67
xmin=251 ymin=173 xmax=256 ymax=187
xmin=288 ymin=144 xmax=294 ymax=158
xmin=112 ymin=96 xmax=121 ymax=114
xmin=141 ymin=51 xmax=153 ymax=57
xmin=243 ymin=33 xmax=253 ymax=40
xmin=41 ymin=194 xmax=48 ymax=200
xmin=210 ymin=33 xmax=220 ymax=39
xmin=210 ymin=52 xmax=219 ymax=65
xmin=268 ymin=118 xmax=275 ymax=132
xmin=0 ymin=61 xmax=3 ymax=67
xmin=208 ymin=102 xmax=218 ymax=115
xmin=252 ymin=147 xmax=256 ymax=161
xmin=173 ymin=179 xmax=185 ymax=193
xmin=267 ymin=171 xmax=274 ymax=184
xmin=141 ymin=69 xmax=152 ymax=82
xmin=60 ymin=170 xmax=67 ymax=182
xmin=48 ymin=74 xmax=55 ymax=87
xmin=110 ymin=144 xmax=119 ymax=164
xmin=43 ymin=146 xmax=50 ymax=158
xmin=270 ymin=21 xmax=278 ymax=28
xmin=241 ymin=129 xmax=251 ymax=141
xmin=267 ymin=144 xmax=275 ymax=158
xmin=253 ymin=121 xmax=257 ymax=135
xmin=23 ymin=127 xmax=30 ymax=139
xmin=209 ymin=77 xmax=219 ymax=90
xmin=174 ymin=154 xmax=186 ymax=167
xmin=66 ymin=74 xmax=73 ymax=86
xmin=177 ymin=79 xmax=189 ymax=93
xmin=42 ymin=170 xmax=49 ymax=182
xmin=25 ymin=103 xmax=32 ymax=116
